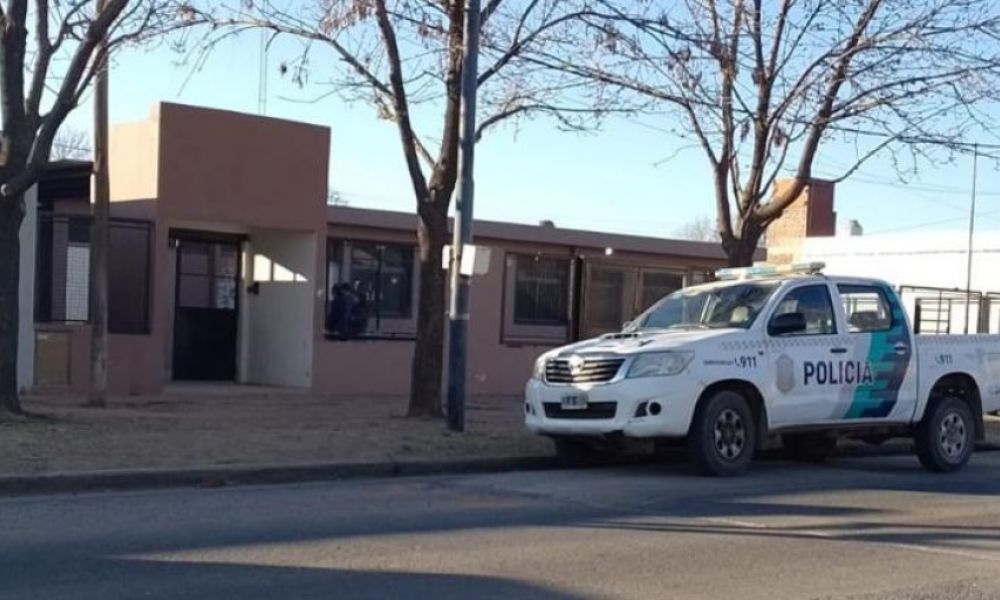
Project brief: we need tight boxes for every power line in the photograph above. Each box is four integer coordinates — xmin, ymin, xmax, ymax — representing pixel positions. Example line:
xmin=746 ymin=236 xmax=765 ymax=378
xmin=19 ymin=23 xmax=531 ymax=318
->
xmin=863 ymin=204 xmax=1000 ymax=236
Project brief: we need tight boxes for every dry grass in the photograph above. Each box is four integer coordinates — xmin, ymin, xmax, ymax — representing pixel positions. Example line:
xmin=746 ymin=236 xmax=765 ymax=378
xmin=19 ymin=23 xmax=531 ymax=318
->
xmin=0 ymin=385 xmax=552 ymax=477
xmin=5 ymin=387 xmax=998 ymax=478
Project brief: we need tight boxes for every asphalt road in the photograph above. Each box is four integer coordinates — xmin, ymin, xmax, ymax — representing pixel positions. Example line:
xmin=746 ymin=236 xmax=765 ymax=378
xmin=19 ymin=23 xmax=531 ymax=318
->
xmin=5 ymin=452 xmax=1000 ymax=600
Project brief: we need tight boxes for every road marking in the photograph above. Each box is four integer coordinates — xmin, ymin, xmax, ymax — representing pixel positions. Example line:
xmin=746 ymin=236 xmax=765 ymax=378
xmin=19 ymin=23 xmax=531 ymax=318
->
xmin=699 ymin=516 xmax=1000 ymax=563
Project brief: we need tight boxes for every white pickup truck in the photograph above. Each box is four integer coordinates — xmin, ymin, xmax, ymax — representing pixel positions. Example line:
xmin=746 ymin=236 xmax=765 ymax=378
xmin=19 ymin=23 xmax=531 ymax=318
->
xmin=525 ymin=263 xmax=1000 ymax=476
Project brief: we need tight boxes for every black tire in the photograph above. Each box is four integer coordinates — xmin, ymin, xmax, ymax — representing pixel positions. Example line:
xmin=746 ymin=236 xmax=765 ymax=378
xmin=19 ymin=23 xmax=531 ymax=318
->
xmin=783 ymin=433 xmax=838 ymax=462
xmin=552 ymin=437 xmax=601 ymax=465
xmin=915 ymin=397 xmax=974 ymax=473
xmin=687 ymin=390 xmax=756 ymax=477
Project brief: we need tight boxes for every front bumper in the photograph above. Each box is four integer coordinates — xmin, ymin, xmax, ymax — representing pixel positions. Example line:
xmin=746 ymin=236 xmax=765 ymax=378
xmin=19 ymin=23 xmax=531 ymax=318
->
xmin=524 ymin=376 xmax=703 ymax=438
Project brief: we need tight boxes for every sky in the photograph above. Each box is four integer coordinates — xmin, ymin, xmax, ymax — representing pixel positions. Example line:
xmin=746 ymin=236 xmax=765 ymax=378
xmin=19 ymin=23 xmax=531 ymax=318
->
xmin=58 ymin=30 xmax=1000 ymax=241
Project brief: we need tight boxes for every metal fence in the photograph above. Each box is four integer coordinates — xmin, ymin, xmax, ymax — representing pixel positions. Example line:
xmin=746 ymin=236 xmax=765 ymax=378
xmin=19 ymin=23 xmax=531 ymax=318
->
xmin=897 ymin=285 xmax=998 ymax=335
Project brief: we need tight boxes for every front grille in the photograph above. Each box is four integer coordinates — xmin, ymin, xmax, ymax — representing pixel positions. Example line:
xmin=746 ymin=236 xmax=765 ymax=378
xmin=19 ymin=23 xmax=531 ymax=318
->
xmin=545 ymin=357 xmax=625 ymax=384
xmin=543 ymin=401 xmax=617 ymax=420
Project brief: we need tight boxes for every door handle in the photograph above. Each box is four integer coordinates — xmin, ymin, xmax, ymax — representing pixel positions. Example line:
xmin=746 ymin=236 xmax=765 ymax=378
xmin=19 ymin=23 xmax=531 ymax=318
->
xmin=894 ymin=343 xmax=910 ymax=355
xmin=830 ymin=347 xmax=848 ymax=354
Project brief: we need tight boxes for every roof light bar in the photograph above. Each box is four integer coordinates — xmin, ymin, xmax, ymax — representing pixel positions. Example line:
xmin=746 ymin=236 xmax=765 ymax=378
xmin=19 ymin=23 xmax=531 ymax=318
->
xmin=715 ymin=262 xmax=826 ymax=281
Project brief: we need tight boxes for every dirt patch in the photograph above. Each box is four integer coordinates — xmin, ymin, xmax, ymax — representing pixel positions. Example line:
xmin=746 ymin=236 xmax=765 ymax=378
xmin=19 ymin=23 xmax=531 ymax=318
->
xmin=5 ymin=390 xmax=998 ymax=479
xmin=0 ymin=386 xmax=553 ymax=477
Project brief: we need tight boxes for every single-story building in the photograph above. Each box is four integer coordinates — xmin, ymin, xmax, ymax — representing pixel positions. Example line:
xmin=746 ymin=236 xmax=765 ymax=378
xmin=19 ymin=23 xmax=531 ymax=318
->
xmin=26 ymin=102 xmax=755 ymax=397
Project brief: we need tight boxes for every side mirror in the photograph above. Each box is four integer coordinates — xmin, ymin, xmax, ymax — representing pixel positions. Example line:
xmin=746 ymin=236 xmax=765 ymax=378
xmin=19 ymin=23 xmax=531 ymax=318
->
xmin=769 ymin=312 xmax=807 ymax=336
xmin=622 ymin=320 xmax=634 ymax=332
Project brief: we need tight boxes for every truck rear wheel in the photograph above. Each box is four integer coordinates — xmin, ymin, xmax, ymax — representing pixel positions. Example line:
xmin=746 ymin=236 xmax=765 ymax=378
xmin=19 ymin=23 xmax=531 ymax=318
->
xmin=915 ymin=397 xmax=974 ymax=473
xmin=688 ymin=390 xmax=756 ymax=477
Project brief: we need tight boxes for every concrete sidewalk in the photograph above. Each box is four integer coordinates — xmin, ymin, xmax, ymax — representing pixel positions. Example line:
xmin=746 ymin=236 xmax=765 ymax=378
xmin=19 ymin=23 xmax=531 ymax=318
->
xmin=2 ymin=387 xmax=552 ymax=478
xmin=2 ymin=389 xmax=998 ymax=496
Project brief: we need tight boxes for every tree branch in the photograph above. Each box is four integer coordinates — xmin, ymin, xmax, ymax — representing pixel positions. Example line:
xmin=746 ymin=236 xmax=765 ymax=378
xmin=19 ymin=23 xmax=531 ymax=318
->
xmin=372 ymin=0 xmax=429 ymax=204
xmin=3 ymin=0 xmax=130 ymax=197
xmin=425 ymin=0 xmax=464 ymax=206
xmin=758 ymin=0 xmax=885 ymax=221
xmin=481 ymin=0 xmax=503 ymax=26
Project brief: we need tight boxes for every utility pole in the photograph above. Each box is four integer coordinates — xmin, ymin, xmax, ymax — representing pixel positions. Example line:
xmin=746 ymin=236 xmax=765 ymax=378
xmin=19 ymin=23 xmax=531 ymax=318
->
xmin=257 ymin=28 xmax=268 ymax=115
xmin=88 ymin=0 xmax=110 ymax=408
xmin=446 ymin=0 xmax=481 ymax=433
xmin=965 ymin=144 xmax=978 ymax=335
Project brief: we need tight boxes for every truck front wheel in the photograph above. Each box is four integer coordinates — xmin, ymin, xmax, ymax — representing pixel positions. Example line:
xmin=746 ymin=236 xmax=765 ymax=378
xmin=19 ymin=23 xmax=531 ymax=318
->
xmin=688 ymin=390 xmax=756 ymax=477
xmin=915 ymin=397 xmax=974 ymax=473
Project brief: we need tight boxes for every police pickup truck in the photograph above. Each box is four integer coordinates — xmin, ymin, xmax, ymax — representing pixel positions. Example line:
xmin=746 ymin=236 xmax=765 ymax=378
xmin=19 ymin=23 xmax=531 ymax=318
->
xmin=525 ymin=263 xmax=1000 ymax=476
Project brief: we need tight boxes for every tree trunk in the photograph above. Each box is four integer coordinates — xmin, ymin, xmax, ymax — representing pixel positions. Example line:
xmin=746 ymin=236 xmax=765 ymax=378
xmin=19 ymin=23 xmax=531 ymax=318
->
xmin=725 ymin=237 xmax=759 ymax=268
xmin=408 ymin=207 xmax=448 ymax=417
xmin=0 ymin=194 xmax=24 ymax=417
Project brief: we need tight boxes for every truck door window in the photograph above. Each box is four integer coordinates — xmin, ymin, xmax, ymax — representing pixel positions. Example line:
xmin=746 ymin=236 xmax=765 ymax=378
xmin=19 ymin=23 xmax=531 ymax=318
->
xmin=770 ymin=285 xmax=836 ymax=335
xmin=838 ymin=284 xmax=893 ymax=332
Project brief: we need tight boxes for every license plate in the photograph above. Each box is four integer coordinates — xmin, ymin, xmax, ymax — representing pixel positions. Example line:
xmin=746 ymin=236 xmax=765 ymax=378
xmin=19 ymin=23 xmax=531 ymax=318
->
xmin=561 ymin=394 xmax=588 ymax=410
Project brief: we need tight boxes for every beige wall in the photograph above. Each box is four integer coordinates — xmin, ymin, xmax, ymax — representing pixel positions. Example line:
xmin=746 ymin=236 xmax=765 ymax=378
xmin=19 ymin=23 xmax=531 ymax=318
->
xmin=34 ymin=324 xmax=162 ymax=395
xmin=313 ymin=227 xmax=728 ymax=397
xmin=109 ymin=115 xmax=159 ymax=202
xmin=156 ymin=103 xmax=329 ymax=231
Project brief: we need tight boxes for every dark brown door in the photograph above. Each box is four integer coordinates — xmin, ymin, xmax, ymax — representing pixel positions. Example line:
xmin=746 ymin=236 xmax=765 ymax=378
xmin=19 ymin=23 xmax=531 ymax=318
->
xmin=172 ymin=239 xmax=240 ymax=380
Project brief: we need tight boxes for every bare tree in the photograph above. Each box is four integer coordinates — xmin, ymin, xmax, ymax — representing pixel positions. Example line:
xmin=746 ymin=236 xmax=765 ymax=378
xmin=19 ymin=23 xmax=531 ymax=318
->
xmin=192 ymin=0 xmax=626 ymax=417
xmin=538 ymin=0 xmax=1000 ymax=266
xmin=672 ymin=216 xmax=718 ymax=242
xmin=51 ymin=126 xmax=92 ymax=160
xmin=0 ymin=0 xmax=183 ymax=417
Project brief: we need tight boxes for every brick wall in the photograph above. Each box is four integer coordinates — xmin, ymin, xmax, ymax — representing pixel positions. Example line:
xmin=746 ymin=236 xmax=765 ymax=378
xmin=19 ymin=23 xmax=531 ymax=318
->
xmin=766 ymin=178 xmax=836 ymax=264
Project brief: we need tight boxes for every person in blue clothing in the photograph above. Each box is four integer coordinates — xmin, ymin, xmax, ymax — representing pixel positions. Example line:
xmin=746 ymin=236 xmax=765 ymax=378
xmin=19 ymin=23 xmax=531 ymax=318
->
xmin=347 ymin=282 xmax=370 ymax=338
xmin=327 ymin=283 xmax=357 ymax=339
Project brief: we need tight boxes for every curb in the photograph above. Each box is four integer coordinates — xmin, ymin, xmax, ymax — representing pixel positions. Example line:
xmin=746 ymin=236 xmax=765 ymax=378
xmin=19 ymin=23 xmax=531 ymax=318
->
xmin=0 ymin=456 xmax=568 ymax=497
xmin=3 ymin=440 xmax=998 ymax=498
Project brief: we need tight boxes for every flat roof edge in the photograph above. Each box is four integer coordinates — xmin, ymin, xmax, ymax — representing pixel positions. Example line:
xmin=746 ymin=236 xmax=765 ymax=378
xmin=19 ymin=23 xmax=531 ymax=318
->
xmin=326 ymin=205 xmax=762 ymax=261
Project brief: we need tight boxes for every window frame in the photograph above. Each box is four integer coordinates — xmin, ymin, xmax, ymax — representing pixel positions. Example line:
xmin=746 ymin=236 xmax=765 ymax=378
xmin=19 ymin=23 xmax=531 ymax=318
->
xmin=107 ymin=218 xmax=155 ymax=334
xmin=501 ymin=253 xmax=572 ymax=346
xmin=638 ymin=267 xmax=687 ymax=315
xmin=837 ymin=284 xmax=895 ymax=334
xmin=511 ymin=255 xmax=571 ymax=327
xmin=325 ymin=238 xmax=419 ymax=341
xmin=767 ymin=283 xmax=838 ymax=337
xmin=34 ymin=212 xmax=154 ymax=335
xmin=501 ymin=254 xmax=708 ymax=345
xmin=578 ymin=260 xmax=693 ymax=340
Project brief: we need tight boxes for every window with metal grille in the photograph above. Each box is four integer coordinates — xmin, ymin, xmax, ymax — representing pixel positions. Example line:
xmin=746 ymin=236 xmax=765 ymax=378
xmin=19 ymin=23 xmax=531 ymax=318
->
xmin=35 ymin=213 xmax=153 ymax=334
xmin=513 ymin=256 xmax=570 ymax=326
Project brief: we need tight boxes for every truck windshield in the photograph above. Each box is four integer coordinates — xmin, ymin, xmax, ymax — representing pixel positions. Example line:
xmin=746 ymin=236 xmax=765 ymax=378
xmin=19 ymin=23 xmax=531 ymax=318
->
xmin=630 ymin=282 xmax=779 ymax=331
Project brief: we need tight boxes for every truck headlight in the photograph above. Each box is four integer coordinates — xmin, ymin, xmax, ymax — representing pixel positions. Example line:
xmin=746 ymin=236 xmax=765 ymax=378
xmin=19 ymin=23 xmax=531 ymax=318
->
xmin=532 ymin=356 xmax=547 ymax=380
xmin=627 ymin=351 xmax=694 ymax=378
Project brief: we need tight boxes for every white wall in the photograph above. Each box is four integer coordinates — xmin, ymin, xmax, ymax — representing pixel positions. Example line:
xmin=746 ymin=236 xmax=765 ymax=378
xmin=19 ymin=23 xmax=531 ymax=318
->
xmin=793 ymin=231 xmax=1000 ymax=291
xmin=17 ymin=187 xmax=36 ymax=392
xmin=784 ymin=230 xmax=1000 ymax=333
xmin=242 ymin=230 xmax=317 ymax=388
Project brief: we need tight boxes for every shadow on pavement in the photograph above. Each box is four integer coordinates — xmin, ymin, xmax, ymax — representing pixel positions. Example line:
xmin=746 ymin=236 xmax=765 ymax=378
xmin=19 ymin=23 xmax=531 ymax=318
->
xmin=5 ymin=452 xmax=1000 ymax=597
xmin=5 ymin=557 xmax=586 ymax=600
